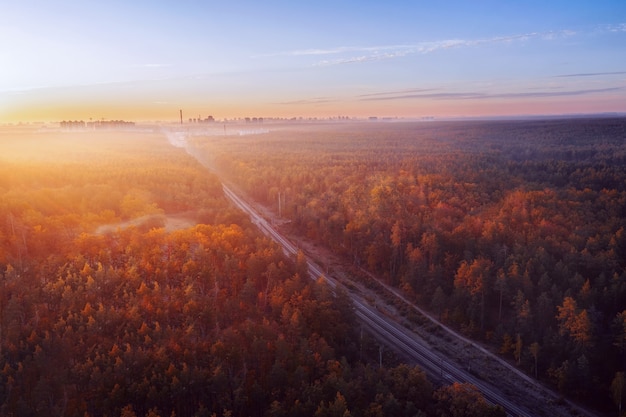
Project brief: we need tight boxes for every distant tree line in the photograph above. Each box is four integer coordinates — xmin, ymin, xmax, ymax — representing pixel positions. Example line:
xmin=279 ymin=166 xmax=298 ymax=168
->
xmin=60 ymin=120 xmax=86 ymax=129
xmin=60 ymin=120 xmax=135 ymax=129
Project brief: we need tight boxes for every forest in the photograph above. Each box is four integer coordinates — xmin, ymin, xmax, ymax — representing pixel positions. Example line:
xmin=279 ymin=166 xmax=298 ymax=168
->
xmin=192 ymin=117 xmax=626 ymax=414
xmin=0 ymin=127 xmax=506 ymax=417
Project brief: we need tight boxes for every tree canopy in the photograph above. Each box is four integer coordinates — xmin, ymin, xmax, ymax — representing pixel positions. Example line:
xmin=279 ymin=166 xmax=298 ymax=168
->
xmin=194 ymin=118 xmax=626 ymax=413
xmin=0 ymin=127 xmax=504 ymax=417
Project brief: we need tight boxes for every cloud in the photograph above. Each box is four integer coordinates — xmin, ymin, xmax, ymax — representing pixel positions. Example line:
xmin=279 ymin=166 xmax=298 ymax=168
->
xmin=276 ymin=97 xmax=337 ymax=105
xmin=486 ymin=87 xmax=623 ymax=99
xmin=258 ymin=44 xmax=413 ymax=58
xmin=315 ymin=51 xmax=410 ymax=66
xmin=598 ymin=23 xmax=626 ymax=33
xmin=270 ymin=23 xmax=626 ymax=68
xmin=257 ymin=23 xmax=620 ymax=63
xmin=362 ymin=92 xmax=486 ymax=101
xmin=554 ymin=71 xmax=626 ymax=78
xmin=360 ymin=87 xmax=623 ymax=101
xmin=358 ymin=88 xmax=440 ymax=98
xmin=131 ymin=63 xmax=173 ymax=69
xmin=305 ymin=30 xmax=576 ymax=67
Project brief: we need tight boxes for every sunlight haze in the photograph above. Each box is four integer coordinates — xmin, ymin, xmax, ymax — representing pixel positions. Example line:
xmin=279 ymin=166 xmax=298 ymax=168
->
xmin=3 ymin=4 xmax=626 ymax=414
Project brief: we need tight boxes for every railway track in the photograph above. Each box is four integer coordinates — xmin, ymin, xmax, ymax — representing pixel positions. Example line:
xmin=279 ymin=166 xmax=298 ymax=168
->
xmin=171 ymin=132 xmax=599 ymax=417
xmin=222 ymin=183 xmax=534 ymax=417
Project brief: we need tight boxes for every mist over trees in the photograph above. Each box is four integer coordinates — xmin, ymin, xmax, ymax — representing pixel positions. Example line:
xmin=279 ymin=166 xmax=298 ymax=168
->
xmin=196 ymin=117 xmax=626 ymax=413
xmin=0 ymin=129 xmax=507 ymax=417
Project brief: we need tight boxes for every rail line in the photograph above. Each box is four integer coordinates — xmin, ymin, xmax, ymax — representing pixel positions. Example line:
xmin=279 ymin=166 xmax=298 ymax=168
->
xmin=222 ymin=183 xmax=533 ymax=417
xmin=170 ymin=132 xmax=597 ymax=417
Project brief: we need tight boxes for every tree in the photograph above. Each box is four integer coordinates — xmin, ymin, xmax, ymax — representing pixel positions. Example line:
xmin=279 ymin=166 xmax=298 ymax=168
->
xmin=434 ymin=382 xmax=505 ymax=417
xmin=529 ymin=342 xmax=540 ymax=378
xmin=454 ymin=257 xmax=493 ymax=330
xmin=390 ymin=220 xmax=405 ymax=278
xmin=612 ymin=372 xmax=625 ymax=416
xmin=420 ymin=232 xmax=439 ymax=269
xmin=512 ymin=290 xmax=532 ymax=337
xmin=571 ymin=309 xmax=593 ymax=348
xmin=145 ymin=408 xmax=163 ymax=417
xmin=613 ymin=310 xmax=626 ymax=358
xmin=494 ymin=268 xmax=507 ymax=322
xmin=386 ymin=364 xmax=433 ymax=407
xmin=121 ymin=405 xmax=138 ymax=417
xmin=557 ymin=296 xmax=593 ymax=349
xmin=514 ymin=334 xmax=523 ymax=366
xmin=315 ymin=391 xmax=352 ymax=417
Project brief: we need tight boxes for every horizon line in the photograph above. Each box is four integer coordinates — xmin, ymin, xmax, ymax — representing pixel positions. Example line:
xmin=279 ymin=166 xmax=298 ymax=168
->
xmin=3 ymin=111 xmax=626 ymax=126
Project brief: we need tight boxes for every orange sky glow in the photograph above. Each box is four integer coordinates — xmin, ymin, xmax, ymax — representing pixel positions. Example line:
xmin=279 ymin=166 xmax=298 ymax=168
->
xmin=2 ymin=2 xmax=625 ymax=123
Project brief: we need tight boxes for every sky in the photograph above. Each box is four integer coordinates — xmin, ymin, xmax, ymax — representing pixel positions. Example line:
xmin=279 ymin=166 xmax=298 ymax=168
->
xmin=1 ymin=0 xmax=625 ymax=122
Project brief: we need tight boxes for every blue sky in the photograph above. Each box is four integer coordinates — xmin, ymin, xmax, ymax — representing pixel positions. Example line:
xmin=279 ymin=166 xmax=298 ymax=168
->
xmin=1 ymin=1 xmax=625 ymax=121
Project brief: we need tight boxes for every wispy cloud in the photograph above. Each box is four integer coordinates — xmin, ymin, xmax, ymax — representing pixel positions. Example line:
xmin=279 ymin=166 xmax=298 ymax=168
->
xmin=316 ymin=51 xmax=411 ymax=66
xmin=486 ymin=87 xmax=623 ymax=99
xmin=258 ymin=44 xmax=410 ymax=58
xmin=263 ymin=29 xmax=576 ymax=67
xmin=276 ymin=97 xmax=337 ymax=105
xmin=261 ymin=23 xmax=626 ymax=68
xmin=554 ymin=71 xmax=626 ymax=78
xmin=598 ymin=23 xmax=626 ymax=33
xmin=362 ymin=92 xmax=485 ymax=101
xmin=361 ymin=87 xmax=623 ymax=101
xmin=131 ymin=63 xmax=173 ymax=69
xmin=358 ymin=88 xmax=440 ymax=98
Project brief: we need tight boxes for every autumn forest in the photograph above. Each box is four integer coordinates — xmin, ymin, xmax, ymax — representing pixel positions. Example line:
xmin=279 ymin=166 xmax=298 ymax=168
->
xmin=1 ymin=118 xmax=626 ymax=416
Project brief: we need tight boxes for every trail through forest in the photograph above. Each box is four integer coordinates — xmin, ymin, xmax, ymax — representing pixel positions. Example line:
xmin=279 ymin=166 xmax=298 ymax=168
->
xmin=95 ymin=212 xmax=197 ymax=234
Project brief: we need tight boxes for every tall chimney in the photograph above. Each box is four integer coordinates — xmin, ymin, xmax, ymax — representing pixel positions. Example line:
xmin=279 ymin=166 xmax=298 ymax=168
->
xmin=179 ymin=109 xmax=183 ymax=125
